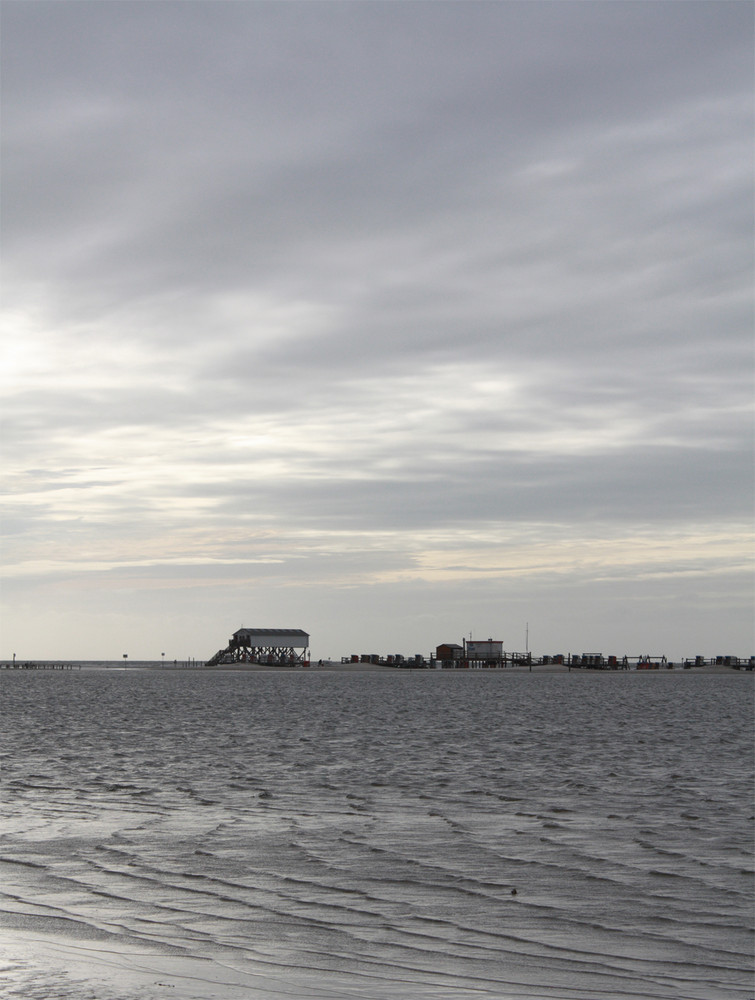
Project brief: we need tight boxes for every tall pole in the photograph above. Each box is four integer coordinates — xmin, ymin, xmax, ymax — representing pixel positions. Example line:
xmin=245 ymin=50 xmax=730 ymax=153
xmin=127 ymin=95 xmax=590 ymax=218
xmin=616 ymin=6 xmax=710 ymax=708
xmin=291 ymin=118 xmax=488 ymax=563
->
xmin=526 ymin=622 xmax=529 ymax=654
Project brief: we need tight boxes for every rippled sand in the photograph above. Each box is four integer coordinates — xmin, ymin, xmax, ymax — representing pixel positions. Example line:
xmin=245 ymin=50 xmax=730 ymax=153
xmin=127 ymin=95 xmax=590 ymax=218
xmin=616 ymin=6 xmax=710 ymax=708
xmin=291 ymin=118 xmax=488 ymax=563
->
xmin=1 ymin=669 xmax=752 ymax=999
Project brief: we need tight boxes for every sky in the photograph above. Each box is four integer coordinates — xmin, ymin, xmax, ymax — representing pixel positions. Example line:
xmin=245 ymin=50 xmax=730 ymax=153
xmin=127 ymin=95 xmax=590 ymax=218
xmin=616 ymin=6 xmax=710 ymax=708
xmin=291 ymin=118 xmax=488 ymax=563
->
xmin=1 ymin=1 xmax=753 ymax=663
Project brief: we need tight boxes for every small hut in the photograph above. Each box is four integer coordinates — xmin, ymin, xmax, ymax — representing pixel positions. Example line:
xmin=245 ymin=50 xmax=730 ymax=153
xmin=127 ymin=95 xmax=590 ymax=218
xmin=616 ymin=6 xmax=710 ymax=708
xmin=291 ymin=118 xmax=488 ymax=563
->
xmin=436 ymin=643 xmax=464 ymax=665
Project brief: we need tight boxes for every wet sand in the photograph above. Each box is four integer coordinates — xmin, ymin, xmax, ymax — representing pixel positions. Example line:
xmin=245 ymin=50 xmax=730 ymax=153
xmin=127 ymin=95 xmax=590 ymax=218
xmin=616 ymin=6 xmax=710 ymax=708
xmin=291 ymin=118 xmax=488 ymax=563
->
xmin=0 ymin=924 xmax=344 ymax=1000
xmin=1 ymin=668 xmax=750 ymax=999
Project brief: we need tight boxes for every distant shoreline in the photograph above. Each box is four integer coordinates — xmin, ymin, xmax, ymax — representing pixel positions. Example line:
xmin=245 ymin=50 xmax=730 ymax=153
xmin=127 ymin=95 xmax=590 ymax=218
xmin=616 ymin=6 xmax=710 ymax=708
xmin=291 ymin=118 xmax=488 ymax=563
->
xmin=0 ymin=660 xmax=751 ymax=674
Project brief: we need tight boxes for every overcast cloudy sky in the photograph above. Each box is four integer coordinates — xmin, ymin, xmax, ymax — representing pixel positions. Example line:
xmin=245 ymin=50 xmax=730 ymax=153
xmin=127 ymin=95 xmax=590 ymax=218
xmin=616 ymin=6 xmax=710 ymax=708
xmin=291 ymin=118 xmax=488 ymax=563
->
xmin=2 ymin=1 xmax=752 ymax=662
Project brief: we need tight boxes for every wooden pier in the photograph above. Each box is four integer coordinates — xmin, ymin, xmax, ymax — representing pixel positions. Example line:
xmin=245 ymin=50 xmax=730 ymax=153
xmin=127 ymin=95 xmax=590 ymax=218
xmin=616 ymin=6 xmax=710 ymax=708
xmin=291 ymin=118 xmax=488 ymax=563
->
xmin=1 ymin=661 xmax=80 ymax=670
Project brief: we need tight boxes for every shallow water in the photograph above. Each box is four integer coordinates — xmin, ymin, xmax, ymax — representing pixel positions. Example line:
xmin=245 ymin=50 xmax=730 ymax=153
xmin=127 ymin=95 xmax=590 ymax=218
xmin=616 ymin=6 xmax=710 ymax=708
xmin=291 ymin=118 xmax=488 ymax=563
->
xmin=0 ymin=669 xmax=752 ymax=999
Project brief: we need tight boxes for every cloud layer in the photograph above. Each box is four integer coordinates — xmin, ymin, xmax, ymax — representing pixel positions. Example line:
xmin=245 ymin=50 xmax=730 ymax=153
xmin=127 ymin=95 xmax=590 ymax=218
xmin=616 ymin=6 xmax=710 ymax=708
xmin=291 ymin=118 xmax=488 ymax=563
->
xmin=2 ymin=1 xmax=752 ymax=659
